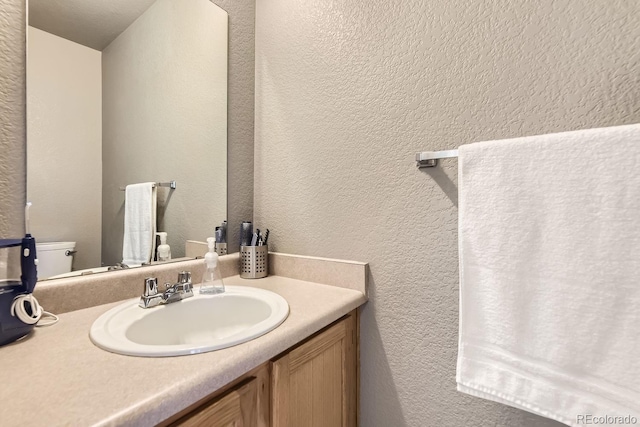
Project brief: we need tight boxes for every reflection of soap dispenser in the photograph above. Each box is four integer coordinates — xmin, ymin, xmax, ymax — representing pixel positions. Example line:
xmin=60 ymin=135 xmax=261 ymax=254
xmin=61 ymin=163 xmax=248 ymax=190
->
xmin=199 ymin=237 xmax=225 ymax=294
xmin=156 ymin=232 xmax=171 ymax=262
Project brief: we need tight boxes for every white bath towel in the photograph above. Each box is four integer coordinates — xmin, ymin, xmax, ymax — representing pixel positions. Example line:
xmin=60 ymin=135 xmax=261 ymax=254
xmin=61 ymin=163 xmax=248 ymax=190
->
xmin=457 ymin=124 xmax=640 ymax=426
xmin=122 ymin=183 xmax=157 ymax=265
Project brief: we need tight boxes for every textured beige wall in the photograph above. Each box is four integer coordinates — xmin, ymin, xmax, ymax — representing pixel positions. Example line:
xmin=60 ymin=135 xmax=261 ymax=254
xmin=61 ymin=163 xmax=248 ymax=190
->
xmin=0 ymin=1 xmax=26 ymax=240
xmin=255 ymin=1 xmax=640 ymax=426
xmin=101 ymin=0 xmax=228 ymax=265
xmin=0 ymin=0 xmax=254 ymax=264
xmin=27 ymin=27 xmax=102 ymax=272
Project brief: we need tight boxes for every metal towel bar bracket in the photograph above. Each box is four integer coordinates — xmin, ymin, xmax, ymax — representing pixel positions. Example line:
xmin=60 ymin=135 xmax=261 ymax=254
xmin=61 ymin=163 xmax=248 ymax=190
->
xmin=415 ymin=150 xmax=459 ymax=168
xmin=119 ymin=181 xmax=176 ymax=191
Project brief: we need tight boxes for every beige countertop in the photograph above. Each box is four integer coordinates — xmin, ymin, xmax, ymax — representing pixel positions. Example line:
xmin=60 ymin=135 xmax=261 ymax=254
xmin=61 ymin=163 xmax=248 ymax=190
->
xmin=0 ymin=275 xmax=367 ymax=427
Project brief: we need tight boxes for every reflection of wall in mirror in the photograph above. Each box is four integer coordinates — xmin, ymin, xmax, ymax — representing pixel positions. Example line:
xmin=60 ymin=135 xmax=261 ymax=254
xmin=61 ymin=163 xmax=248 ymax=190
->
xmin=101 ymin=0 xmax=228 ymax=266
xmin=3 ymin=0 xmax=254 ymax=273
xmin=27 ymin=27 xmax=103 ymax=272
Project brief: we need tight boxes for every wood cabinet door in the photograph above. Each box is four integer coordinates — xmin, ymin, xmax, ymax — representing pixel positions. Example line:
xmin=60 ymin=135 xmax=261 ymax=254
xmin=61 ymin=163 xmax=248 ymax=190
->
xmin=271 ymin=312 xmax=358 ymax=427
xmin=174 ymin=377 xmax=255 ymax=427
xmin=172 ymin=363 xmax=271 ymax=427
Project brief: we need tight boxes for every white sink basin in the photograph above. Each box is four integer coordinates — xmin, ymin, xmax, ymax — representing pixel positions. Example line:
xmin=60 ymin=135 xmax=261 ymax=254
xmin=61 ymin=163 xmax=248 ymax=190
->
xmin=90 ymin=286 xmax=289 ymax=357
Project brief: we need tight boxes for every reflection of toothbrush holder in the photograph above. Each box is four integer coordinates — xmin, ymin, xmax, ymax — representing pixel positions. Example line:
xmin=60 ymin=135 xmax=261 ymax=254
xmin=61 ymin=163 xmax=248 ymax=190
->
xmin=0 ymin=205 xmax=39 ymax=346
xmin=215 ymin=242 xmax=227 ymax=256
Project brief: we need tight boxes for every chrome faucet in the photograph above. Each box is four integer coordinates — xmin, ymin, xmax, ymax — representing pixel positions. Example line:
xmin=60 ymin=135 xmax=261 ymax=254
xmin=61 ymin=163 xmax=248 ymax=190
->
xmin=139 ymin=271 xmax=194 ymax=308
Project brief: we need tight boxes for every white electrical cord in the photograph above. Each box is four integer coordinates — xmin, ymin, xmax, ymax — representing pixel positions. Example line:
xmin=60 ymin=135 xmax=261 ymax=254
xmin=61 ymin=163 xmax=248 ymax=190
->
xmin=10 ymin=294 xmax=59 ymax=327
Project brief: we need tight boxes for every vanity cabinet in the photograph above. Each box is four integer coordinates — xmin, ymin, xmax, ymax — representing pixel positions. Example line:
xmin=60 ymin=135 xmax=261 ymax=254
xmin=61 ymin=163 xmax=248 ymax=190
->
xmin=168 ymin=363 xmax=271 ymax=427
xmin=271 ymin=313 xmax=358 ymax=427
xmin=163 ymin=310 xmax=358 ymax=427
xmin=177 ymin=377 xmax=257 ymax=427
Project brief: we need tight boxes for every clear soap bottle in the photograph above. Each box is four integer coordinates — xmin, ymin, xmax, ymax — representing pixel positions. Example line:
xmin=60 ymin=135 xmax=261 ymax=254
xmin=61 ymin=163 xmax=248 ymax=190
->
xmin=199 ymin=237 xmax=225 ymax=294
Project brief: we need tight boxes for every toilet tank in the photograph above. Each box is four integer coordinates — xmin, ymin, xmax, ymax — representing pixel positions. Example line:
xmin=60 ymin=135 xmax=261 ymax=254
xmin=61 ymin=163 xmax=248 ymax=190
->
xmin=36 ymin=242 xmax=76 ymax=280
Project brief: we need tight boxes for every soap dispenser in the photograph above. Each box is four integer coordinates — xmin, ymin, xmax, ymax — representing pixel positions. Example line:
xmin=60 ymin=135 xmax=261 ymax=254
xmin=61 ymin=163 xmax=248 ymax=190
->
xmin=156 ymin=232 xmax=171 ymax=262
xmin=199 ymin=237 xmax=225 ymax=294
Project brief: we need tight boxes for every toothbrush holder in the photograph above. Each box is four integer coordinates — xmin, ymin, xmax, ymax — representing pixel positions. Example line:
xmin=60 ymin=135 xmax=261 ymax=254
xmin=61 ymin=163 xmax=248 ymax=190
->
xmin=240 ymin=245 xmax=268 ymax=279
xmin=215 ymin=242 xmax=227 ymax=256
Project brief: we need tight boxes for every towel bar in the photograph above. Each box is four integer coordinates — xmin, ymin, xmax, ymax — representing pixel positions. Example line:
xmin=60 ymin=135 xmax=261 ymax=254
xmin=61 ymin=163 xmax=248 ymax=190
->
xmin=119 ymin=181 xmax=176 ymax=191
xmin=415 ymin=150 xmax=458 ymax=168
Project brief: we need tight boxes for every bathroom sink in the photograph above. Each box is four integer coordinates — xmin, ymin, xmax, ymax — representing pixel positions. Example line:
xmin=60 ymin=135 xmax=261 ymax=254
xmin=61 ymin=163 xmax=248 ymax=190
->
xmin=90 ymin=286 xmax=289 ymax=357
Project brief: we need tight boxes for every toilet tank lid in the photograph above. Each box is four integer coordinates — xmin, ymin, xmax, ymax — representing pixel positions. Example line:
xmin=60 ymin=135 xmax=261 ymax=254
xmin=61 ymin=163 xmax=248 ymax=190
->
xmin=36 ymin=242 xmax=76 ymax=251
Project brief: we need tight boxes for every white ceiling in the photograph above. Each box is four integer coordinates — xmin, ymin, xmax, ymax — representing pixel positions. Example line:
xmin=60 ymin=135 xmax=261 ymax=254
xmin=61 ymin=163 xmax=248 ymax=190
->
xmin=29 ymin=0 xmax=158 ymax=51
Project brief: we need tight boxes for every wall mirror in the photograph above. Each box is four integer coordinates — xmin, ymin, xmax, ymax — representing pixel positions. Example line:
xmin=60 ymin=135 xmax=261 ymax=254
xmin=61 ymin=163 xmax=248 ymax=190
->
xmin=26 ymin=0 xmax=228 ymax=280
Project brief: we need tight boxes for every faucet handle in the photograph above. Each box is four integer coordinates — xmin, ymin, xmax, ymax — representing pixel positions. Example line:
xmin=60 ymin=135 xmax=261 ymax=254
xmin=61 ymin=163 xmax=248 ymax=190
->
xmin=144 ymin=277 xmax=158 ymax=296
xmin=177 ymin=271 xmax=191 ymax=284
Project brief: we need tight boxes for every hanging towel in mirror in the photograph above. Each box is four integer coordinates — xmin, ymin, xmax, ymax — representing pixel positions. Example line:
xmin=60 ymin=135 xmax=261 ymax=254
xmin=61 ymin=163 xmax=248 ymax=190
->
xmin=122 ymin=183 xmax=157 ymax=265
